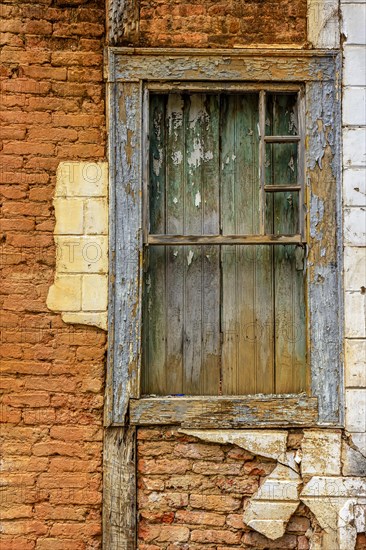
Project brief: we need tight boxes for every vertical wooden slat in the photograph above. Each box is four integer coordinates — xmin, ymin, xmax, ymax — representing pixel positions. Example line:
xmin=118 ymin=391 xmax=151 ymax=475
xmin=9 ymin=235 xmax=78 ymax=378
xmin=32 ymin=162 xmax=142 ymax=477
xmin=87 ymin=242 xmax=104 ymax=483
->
xmin=200 ymin=95 xmax=221 ymax=395
xmin=183 ymin=94 xmax=220 ymax=395
xmin=142 ymin=96 xmax=167 ymax=394
xmin=269 ymin=94 xmax=306 ymax=393
xmin=165 ymin=94 xmax=185 ymax=393
xmin=103 ymin=427 xmax=136 ymax=549
xmin=112 ymin=81 xmax=142 ymax=422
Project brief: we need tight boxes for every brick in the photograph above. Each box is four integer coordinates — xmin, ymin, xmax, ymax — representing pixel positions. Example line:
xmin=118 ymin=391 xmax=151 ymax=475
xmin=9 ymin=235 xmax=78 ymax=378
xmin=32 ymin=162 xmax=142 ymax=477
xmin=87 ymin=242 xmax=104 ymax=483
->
xmin=190 ymin=494 xmax=241 ymax=512
xmin=138 ymin=458 xmax=190 ymax=475
xmin=243 ymin=532 xmax=298 ymax=548
xmin=175 ymin=510 xmax=225 ymax=526
xmin=51 ymin=51 xmax=103 ymax=66
xmin=23 ymin=66 xmax=67 ymax=81
xmin=191 ymin=529 xmax=241 ymax=544
xmin=36 ymin=540 xmax=86 ymax=550
xmin=2 ymin=142 xmax=55 ymax=156
xmin=139 ymin=523 xmax=189 ymax=543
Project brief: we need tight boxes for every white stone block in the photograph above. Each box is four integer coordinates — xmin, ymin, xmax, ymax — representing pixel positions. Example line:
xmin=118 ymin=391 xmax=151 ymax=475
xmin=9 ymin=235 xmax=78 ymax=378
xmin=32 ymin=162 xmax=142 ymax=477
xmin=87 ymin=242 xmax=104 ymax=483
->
xmin=345 ymin=291 xmax=366 ymax=337
xmin=343 ymin=168 xmax=366 ymax=207
xmin=179 ymin=430 xmax=288 ymax=461
xmin=307 ymin=0 xmax=340 ymax=48
xmin=301 ymin=430 xmax=342 ymax=476
xmin=351 ymin=432 xmax=366 ymax=455
xmin=343 ymin=87 xmax=366 ymax=126
xmin=344 ymin=247 xmax=366 ymax=290
xmin=55 ymin=236 xmax=108 ymax=274
xmin=342 ymin=4 xmax=366 ymax=44
xmin=82 ymin=274 xmax=108 ymax=311
xmin=345 ymin=389 xmax=366 ymax=432
xmin=84 ymin=198 xmax=108 ymax=235
xmin=56 ymin=161 xmax=108 ymax=197
xmin=46 ymin=275 xmax=81 ymax=312
xmin=301 ymin=476 xmax=366 ymax=498
xmin=345 ymin=339 xmax=366 ymax=387
xmin=62 ymin=311 xmax=107 ymax=331
xmin=343 ymin=46 xmax=366 ymax=86
xmin=342 ymin=440 xmax=366 ymax=476
xmin=343 ymin=128 xmax=366 ymax=167
xmin=53 ymin=198 xmax=84 ymax=235
xmin=344 ymin=207 xmax=366 ymax=246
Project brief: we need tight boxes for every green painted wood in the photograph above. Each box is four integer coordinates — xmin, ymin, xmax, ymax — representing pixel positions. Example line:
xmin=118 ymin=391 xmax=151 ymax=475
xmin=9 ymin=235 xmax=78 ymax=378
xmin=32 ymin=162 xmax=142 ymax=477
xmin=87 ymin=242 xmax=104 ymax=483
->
xmin=267 ymin=94 xmax=306 ymax=393
xmin=143 ymin=91 xmax=306 ymax=397
xmin=142 ymin=96 xmax=167 ymax=394
xmin=221 ymin=94 xmax=274 ymax=395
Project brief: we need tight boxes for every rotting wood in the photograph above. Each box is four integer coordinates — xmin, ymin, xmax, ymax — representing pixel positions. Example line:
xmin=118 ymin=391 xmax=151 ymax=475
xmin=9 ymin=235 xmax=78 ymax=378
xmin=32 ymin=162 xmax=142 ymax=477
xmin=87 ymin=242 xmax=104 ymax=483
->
xmin=147 ymin=234 xmax=304 ymax=245
xmin=130 ymin=395 xmax=318 ymax=427
xmin=111 ymin=50 xmax=337 ymax=83
xmin=103 ymin=426 xmax=136 ymax=549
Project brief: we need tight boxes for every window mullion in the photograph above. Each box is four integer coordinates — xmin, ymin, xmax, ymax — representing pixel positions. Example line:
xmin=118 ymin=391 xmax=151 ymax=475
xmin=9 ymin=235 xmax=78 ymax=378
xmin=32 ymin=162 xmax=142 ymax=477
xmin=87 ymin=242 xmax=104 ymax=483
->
xmin=259 ymin=90 xmax=266 ymax=235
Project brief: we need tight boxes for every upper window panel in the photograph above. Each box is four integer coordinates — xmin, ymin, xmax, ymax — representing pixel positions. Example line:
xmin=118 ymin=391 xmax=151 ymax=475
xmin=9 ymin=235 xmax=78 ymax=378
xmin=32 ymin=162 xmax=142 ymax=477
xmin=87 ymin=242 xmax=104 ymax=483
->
xmin=142 ymin=90 xmax=306 ymax=398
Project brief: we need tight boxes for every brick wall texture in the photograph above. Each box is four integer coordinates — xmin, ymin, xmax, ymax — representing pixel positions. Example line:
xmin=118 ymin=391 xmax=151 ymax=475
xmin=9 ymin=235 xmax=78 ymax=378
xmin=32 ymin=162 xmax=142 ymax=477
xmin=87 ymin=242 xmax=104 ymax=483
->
xmin=138 ymin=0 xmax=307 ymax=48
xmin=1 ymin=1 xmax=106 ymax=548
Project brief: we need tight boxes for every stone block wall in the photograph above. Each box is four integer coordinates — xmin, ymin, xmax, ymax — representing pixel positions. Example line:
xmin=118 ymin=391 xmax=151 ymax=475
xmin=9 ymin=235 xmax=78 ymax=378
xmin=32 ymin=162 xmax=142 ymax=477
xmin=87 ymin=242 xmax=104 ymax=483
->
xmin=0 ymin=1 xmax=106 ymax=548
xmin=341 ymin=0 xmax=366 ymax=457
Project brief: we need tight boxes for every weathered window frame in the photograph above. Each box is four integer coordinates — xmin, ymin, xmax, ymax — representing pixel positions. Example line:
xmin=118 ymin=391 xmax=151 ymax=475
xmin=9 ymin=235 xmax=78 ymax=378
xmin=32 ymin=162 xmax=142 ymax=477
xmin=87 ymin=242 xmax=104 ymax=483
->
xmin=105 ymin=48 xmax=343 ymax=429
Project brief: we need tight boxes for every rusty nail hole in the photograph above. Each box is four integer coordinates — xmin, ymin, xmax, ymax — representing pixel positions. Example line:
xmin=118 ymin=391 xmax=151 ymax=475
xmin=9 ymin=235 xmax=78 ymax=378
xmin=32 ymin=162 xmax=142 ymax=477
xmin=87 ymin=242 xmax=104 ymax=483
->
xmin=361 ymin=286 xmax=366 ymax=295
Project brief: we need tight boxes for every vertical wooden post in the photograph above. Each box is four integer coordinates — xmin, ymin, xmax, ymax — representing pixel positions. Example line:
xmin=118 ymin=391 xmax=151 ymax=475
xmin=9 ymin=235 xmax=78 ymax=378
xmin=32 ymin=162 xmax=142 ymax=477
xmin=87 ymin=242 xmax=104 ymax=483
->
xmin=103 ymin=427 xmax=137 ymax=549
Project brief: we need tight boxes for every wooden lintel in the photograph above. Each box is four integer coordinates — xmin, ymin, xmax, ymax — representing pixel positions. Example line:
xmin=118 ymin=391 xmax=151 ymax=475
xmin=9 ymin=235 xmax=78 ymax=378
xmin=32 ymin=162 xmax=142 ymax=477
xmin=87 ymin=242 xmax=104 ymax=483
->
xmin=264 ymin=136 xmax=301 ymax=143
xmin=264 ymin=185 xmax=302 ymax=192
xmin=146 ymin=82 xmax=302 ymax=93
xmin=130 ymin=395 xmax=318 ymax=428
xmin=147 ymin=234 xmax=304 ymax=246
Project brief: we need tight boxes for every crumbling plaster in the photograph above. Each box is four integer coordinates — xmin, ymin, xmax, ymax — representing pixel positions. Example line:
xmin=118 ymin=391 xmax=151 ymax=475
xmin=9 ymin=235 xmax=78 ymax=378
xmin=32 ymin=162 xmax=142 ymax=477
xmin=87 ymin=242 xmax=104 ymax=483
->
xmin=181 ymin=429 xmax=366 ymax=549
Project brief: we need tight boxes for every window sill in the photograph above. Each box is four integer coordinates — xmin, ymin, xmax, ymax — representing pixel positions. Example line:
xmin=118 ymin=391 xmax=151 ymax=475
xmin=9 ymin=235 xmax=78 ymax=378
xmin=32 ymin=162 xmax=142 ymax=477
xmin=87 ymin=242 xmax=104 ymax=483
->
xmin=129 ymin=394 xmax=318 ymax=428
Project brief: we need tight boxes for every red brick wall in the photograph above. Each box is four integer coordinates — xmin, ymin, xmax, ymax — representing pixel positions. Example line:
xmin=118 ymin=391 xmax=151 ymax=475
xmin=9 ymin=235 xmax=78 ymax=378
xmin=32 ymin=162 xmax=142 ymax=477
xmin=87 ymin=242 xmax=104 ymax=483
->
xmin=1 ymin=1 xmax=106 ymax=548
xmin=138 ymin=0 xmax=307 ymax=48
xmin=137 ymin=428 xmax=315 ymax=550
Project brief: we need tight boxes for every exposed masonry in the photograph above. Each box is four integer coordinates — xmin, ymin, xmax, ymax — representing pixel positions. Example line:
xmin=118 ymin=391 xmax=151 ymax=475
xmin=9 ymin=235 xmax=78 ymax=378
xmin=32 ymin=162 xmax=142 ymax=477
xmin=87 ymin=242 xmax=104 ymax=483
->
xmin=180 ymin=429 xmax=366 ymax=549
xmin=47 ymin=162 xmax=108 ymax=330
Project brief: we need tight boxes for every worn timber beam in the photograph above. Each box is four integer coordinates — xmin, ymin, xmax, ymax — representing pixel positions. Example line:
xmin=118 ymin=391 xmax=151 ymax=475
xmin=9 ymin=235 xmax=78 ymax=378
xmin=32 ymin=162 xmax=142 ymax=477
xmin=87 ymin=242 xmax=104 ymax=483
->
xmin=130 ymin=395 xmax=319 ymax=428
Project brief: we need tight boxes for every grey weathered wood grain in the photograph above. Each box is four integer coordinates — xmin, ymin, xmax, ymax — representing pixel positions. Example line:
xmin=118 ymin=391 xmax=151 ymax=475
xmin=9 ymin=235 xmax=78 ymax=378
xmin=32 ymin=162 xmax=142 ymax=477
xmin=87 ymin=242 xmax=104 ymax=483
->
xmin=103 ymin=426 xmax=136 ymax=549
xmin=110 ymin=81 xmax=142 ymax=424
xmin=130 ymin=395 xmax=319 ymax=427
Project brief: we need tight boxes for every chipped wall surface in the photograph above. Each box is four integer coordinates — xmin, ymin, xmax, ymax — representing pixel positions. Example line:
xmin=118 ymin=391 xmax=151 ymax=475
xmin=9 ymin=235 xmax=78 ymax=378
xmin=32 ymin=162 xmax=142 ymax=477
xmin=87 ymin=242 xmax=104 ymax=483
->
xmin=47 ymin=162 xmax=109 ymax=330
xmin=108 ymin=0 xmax=307 ymax=48
xmin=341 ymin=0 xmax=366 ymax=467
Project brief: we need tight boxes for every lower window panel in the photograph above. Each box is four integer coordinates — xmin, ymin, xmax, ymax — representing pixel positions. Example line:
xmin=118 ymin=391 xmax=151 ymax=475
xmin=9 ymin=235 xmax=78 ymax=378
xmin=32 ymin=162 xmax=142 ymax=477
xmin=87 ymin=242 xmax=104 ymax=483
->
xmin=142 ymin=244 xmax=306 ymax=396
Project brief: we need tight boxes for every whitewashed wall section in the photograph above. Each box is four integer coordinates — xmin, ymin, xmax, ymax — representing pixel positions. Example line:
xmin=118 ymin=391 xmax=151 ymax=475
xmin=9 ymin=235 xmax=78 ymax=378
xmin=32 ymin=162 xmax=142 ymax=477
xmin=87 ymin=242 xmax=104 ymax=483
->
xmin=341 ymin=0 xmax=366 ymax=456
xmin=47 ymin=162 xmax=109 ymax=330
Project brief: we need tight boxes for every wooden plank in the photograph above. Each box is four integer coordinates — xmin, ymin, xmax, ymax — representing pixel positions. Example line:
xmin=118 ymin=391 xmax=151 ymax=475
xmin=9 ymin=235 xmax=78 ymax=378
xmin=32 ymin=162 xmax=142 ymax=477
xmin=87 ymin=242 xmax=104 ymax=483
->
xmin=147 ymin=82 xmax=302 ymax=93
xmin=264 ymin=185 xmax=301 ymax=192
xmin=147 ymin=234 xmax=303 ymax=245
xmin=113 ymin=50 xmax=337 ymax=83
xmin=103 ymin=426 xmax=136 ymax=549
xmin=130 ymin=396 xmax=319 ymax=428
xmin=183 ymin=94 xmax=221 ymax=395
xmin=111 ymin=81 xmax=142 ymax=423
xmin=199 ymin=95 xmax=221 ymax=395
xmin=142 ymin=95 xmax=167 ymax=394
xmin=269 ymin=94 xmax=306 ymax=394
xmin=165 ymin=94 xmax=185 ymax=394
xmin=264 ymin=136 xmax=301 ymax=143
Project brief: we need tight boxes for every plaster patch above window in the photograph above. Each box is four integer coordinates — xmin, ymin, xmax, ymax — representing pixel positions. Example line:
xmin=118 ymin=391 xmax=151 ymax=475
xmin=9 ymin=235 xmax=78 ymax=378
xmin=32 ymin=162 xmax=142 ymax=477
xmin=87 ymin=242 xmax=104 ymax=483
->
xmin=47 ymin=161 xmax=109 ymax=330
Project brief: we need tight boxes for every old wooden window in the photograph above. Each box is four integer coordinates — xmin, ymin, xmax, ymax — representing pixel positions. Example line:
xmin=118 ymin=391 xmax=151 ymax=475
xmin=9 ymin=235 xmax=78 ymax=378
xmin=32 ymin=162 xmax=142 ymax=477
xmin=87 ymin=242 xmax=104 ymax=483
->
xmin=106 ymin=49 xmax=342 ymax=429
xmin=142 ymin=89 xmax=306 ymax=396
